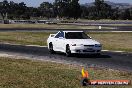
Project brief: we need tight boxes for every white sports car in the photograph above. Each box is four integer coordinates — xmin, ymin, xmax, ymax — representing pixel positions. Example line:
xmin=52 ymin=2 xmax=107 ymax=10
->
xmin=47 ymin=31 xmax=102 ymax=56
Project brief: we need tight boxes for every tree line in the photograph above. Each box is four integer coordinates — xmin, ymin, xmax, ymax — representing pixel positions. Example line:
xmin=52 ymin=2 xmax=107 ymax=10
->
xmin=0 ymin=0 xmax=132 ymax=20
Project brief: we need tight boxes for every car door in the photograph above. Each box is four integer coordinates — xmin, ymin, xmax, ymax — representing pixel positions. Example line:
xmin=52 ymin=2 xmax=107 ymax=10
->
xmin=57 ymin=31 xmax=65 ymax=51
xmin=54 ymin=31 xmax=65 ymax=51
xmin=54 ymin=32 xmax=61 ymax=50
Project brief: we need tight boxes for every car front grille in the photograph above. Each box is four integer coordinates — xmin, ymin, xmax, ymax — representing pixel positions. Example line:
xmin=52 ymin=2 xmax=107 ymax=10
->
xmin=83 ymin=50 xmax=95 ymax=52
xmin=84 ymin=45 xmax=94 ymax=47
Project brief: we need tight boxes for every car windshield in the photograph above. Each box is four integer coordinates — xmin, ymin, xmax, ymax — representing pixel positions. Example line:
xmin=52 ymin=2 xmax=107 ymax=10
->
xmin=65 ymin=32 xmax=91 ymax=39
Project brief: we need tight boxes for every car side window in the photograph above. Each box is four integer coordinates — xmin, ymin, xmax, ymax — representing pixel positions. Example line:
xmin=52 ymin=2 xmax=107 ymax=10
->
xmin=55 ymin=32 xmax=64 ymax=38
xmin=55 ymin=32 xmax=61 ymax=38
xmin=59 ymin=32 xmax=64 ymax=38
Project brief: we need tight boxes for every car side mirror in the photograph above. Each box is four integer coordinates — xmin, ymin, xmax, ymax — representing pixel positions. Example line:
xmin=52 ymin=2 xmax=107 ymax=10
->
xmin=59 ymin=37 xmax=64 ymax=39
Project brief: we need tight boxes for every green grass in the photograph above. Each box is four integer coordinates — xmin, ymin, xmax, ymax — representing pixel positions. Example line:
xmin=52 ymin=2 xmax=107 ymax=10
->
xmin=88 ymin=32 xmax=132 ymax=52
xmin=0 ymin=24 xmax=99 ymax=29
xmin=0 ymin=57 xmax=131 ymax=88
xmin=0 ymin=32 xmax=132 ymax=52
xmin=0 ymin=24 xmax=120 ymax=29
xmin=0 ymin=32 xmax=50 ymax=46
xmin=76 ymin=19 xmax=132 ymax=26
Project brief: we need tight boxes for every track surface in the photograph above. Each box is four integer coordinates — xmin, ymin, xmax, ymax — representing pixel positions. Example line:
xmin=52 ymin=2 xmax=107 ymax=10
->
xmin=0 ymin=25 xmax=132 ymax=32
xmin=0 ymin=28 xmax=131 ymax=32
xmin=0 ymin=44 xmax=132 ymax=72
xmin=0 ymin=26 xmax=131 ymax=71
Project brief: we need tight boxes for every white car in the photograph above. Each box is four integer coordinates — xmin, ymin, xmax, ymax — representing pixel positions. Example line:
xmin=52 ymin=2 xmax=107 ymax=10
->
xmin=47 ymin=31 xmax=102 ymax=56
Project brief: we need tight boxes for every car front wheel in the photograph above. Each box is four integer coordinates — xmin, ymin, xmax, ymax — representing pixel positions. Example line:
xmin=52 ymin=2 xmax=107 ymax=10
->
xmin=95 ymin=53 xmax=101 ymax=56
xmin=49 ymin=43 xmax=55 ymax=54
xmin=66 ymin=45 xmax=71 ymax=57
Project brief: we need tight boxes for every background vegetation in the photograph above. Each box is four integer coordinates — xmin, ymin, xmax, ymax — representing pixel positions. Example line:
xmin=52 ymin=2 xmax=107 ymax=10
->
xmin=0 ymin=0 xmax=132 ymax=20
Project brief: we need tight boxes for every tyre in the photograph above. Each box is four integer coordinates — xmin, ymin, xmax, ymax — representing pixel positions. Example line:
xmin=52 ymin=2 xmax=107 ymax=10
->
xmin=66 ymin=45 xmax=71 ymax=57
xmin=81 ymin=78 xmax=91 ymax=86
xmin=95 ymin=53 xmax=101 ymax=56
xmin=49 ymin=43 xmax=55 ymax=54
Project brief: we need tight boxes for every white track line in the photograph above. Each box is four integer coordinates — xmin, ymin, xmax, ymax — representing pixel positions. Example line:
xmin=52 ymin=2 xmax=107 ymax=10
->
xmin=89 ymin=31 xmax=132 ymax=33
xmin=102 ymin=50 xmax=126 ymax=53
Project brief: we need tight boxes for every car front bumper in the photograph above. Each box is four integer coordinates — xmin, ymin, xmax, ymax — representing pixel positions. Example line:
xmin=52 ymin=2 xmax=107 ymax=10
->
xmin=70 ymin=45 xmax=102 ymax=54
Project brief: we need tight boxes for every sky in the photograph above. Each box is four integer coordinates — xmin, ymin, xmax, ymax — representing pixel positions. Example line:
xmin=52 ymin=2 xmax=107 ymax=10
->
xmin=0 ymin=0 xmax=132 ymax=7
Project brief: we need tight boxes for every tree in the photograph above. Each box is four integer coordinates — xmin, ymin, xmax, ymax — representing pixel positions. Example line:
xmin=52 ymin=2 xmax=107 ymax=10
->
xmin=94 ymin=0 xmax=112 ymax=19
xmin=11 ymin=2 xmax=28 ymax=19
xmin=0 ymin=0 xmax=10 ymax=21
xmin=123 ymin=9 xmax=131 ymax=20
xmin=54 ymin=0 xmax=81 ymax=19
xmin=54 ymin=0 xmax=70 ymax=18
xmin=18 ymin=2 xmax=27 ymax=16
xmin=111 ymin=7 xmax=119 ymax=20
xmin=28 ymin=7 xmax=41 ymax=18
xmin=130 ymin=8 xmax=132 ymax=20
xmin=81 ymin=6 xmax=89 ymax=19
xmin=81 ymin=0 xmax=112 ymax=19
xmin=69 ymin=0 xmax=81 ymax=19
xmin=38 ymin=2 xmax=54 ymax=18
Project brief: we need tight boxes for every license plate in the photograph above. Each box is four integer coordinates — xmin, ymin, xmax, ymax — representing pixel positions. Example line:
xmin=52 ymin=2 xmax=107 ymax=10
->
xmin=87 ymin=48 xmax=93 ymax=50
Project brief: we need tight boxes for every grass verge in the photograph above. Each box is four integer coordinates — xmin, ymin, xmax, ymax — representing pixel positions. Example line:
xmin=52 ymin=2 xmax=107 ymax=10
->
xmin=0 ymin=24 xmax=99 ymax=29
xmin=0 ymin=32 xmax=50 ymax=46
xmin=0 ymin=32 xmax=132 ymax=52
xmin=88 ymin=32 xmax=132 ymax=52
xmin=0 ymin=57 xmax=131 ymax=88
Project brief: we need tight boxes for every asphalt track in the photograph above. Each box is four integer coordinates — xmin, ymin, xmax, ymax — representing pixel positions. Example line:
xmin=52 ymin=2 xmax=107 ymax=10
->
xmin=0 ymin=28 xmax=131 ymax=32
xmin=0 ymin=26 xmax=131 ymax=71
xmin=0 ymin=25 xmax=132 ymax=32
xmin=0 ymin=43 xmax=132 ymax=72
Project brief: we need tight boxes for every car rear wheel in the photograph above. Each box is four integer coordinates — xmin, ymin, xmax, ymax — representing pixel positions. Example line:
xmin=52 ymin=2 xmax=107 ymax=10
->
xmin=49 ymin=43 xmax=55 ymax=54
xmin=66 ymin=45 xmax=71 ymax=57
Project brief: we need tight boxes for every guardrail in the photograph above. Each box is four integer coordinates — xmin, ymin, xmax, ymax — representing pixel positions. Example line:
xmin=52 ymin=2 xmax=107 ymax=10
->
xmin=0 ymin=20 xmax=58 ymax=24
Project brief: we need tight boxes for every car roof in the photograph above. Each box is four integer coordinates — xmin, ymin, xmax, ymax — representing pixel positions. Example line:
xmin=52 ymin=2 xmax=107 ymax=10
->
xmin=62 ymin=31 xmax=84 ymax=33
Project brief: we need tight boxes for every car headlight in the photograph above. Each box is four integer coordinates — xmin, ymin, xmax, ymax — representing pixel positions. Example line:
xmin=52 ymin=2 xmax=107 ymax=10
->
xmin=71 ymin=44 xmax=83 ymax=46
xmin=72 ymin=44 xmax=76 ymax=46
xmin=95 ymin=44 xmax=102 ymax=47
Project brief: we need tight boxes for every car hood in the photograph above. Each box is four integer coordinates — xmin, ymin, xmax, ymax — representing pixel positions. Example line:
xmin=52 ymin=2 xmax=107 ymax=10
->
xmin=66 ymin=39 xmax=100 ymax=45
